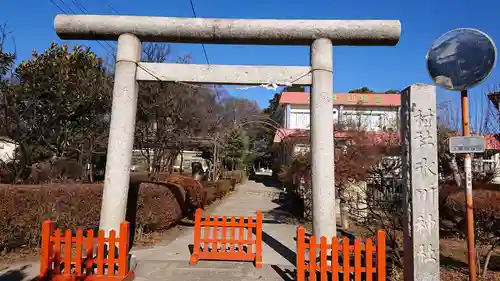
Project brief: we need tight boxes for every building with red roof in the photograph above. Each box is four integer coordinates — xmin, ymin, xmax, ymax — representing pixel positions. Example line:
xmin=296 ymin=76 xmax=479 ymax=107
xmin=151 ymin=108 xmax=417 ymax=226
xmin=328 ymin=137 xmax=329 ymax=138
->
xmin=272 ymin=91 xmax=401 ymax=166
xmin=271 ymin=90 xmax=500 ymax=183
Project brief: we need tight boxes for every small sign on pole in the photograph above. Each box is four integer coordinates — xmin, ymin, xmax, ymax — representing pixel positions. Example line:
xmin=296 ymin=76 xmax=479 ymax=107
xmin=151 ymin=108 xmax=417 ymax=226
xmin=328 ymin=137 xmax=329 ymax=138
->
xmin=449 ymin=136 xmax=485 ymax=153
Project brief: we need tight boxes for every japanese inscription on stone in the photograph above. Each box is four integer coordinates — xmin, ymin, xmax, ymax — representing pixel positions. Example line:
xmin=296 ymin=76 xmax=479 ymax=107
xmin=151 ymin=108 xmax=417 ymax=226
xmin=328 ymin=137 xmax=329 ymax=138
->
xmin=401 ymin=84 xmax=440 ymax=281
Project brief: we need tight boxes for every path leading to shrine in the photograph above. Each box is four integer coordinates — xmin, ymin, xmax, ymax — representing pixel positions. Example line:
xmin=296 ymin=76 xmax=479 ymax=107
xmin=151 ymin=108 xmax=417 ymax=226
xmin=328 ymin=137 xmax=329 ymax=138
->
xmin=132 ymin=174 xmax=299 ymax=281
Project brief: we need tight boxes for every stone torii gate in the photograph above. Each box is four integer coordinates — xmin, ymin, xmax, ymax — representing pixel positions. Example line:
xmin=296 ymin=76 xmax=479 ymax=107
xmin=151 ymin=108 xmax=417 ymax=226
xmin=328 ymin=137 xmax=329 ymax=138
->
xmin=54 ymin=15 xmax=401 ymax=241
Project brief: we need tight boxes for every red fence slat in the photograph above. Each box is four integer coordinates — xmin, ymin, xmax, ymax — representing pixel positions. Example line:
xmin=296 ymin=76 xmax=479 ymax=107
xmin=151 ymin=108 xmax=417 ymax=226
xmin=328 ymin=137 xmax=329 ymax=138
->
xmin=295 ymin=226 xmax=386 ymax=281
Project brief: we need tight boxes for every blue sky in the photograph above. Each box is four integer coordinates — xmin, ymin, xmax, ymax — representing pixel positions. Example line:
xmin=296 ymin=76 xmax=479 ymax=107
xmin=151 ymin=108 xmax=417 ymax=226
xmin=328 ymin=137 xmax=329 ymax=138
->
xmin=1 ymin=0 xmax=499 ymax=130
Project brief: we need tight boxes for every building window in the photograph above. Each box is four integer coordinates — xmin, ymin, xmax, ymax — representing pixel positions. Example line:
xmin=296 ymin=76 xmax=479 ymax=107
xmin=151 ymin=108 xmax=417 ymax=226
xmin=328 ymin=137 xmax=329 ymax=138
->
xmin=342 ymin=112 xmax=385 ymax=131
xmin=290 ymin=112 xmax=310 ymax=129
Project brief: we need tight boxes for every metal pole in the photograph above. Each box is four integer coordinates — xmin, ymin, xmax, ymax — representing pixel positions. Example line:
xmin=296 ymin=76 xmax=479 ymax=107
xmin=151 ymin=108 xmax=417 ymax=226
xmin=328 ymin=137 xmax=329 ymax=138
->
xmin=461 ymin=89 xmax=477 ymax=281
xmin=99 ymin=33 xmax=141 ymax=234
xmin=310 ymin=38 xmax=336 ymax=239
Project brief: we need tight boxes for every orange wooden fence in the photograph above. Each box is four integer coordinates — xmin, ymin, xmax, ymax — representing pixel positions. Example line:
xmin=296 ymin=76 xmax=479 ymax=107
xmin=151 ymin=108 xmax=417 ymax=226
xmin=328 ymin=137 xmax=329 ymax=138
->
xmin=39 ymin=220 xmax=134 ymax=281
xmin=189 ymin=208 xmax=263 ymax=268
xmin=296 ymin=226 xmax=386 ymax=281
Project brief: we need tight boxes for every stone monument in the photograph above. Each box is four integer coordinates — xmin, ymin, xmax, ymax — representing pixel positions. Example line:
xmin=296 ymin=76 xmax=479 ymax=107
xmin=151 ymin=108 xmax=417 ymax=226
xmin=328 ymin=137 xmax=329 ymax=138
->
xmin=401 ymin=84 xmax=440 ymax=281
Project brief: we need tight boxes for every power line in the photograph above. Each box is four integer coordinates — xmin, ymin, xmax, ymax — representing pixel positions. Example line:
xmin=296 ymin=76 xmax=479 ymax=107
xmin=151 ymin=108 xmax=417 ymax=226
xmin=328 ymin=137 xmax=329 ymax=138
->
xmin=49 ymin=0 xmax=68 ymax=14
xmin=102 ymin=0 xmax=211 ymax=68
xmin=70 ymin=0 xmax=88 ymax=13
xmin=56 ymin=0 xmax=76 ymax=14
xmin=55 ymin=0 xmax=281 ymax=94
xmin=67 ymin=0 xmax=116 ymax=52
xmin=188 ymin=0 xmax=211 ymax=66
xmin=49 ymin=0 xmax=115 ymax=56
xmin=102 ymin=0 xmax=120 ymax=15
xmin=188 ymin=0 xmax=220 ymax=98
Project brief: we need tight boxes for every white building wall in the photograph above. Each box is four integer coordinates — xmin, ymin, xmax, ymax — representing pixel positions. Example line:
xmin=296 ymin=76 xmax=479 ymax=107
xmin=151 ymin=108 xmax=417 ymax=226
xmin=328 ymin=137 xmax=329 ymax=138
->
xmin=342 ymin=106 xmax=399 ymax=131
xmin=287 ymin=104 xmax=398 ymax=131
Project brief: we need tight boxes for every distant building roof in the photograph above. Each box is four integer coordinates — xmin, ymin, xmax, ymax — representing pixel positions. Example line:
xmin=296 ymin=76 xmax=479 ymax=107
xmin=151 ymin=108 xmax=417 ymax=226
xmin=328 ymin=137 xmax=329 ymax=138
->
xmin=279 ymin=92 xmax=401 ymax=107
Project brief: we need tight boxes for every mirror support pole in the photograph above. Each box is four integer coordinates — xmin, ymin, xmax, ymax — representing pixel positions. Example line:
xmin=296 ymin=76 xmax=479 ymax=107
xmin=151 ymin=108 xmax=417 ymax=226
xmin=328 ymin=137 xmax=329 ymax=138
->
xmin=461 ymin=89 xmax=477 ymax=281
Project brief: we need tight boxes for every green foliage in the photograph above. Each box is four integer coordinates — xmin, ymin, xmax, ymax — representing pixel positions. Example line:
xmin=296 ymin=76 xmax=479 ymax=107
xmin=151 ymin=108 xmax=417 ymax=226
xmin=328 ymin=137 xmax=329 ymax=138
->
xmin=0 ymin=43 xmax=112 ymax=182
xmin=348 ymin=87 xmax=401 ymax=94
xmin=223 ymin=127 xmax=249 ymax=170
xmin=12 ymin=43 xmax=111 ymax=156
xmin=283 ymin=85 xmax=305 ymax=92
xmin=384 ymin=89 xmax=400 ymax=94
xmin=0 ymin=40 xmax=278 ymax=183
xmin=0 ymin=49 xmax=15 ymax=81
xmin=348 ymin=87 xmax=374 ymax=93
xmin=263 ymin=93 xmax=281 ymax=115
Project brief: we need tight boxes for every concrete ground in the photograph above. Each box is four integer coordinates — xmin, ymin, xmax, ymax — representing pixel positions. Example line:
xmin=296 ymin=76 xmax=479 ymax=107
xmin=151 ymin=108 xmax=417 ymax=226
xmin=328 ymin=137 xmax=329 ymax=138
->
xmin=0 ymin=173 xmax=300 ymax=281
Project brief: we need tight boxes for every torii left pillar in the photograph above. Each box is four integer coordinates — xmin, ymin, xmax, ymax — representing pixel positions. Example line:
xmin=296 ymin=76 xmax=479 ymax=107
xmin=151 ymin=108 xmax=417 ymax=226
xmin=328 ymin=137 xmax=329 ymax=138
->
xmin=100 ymin=33 xmax=141 ymax=233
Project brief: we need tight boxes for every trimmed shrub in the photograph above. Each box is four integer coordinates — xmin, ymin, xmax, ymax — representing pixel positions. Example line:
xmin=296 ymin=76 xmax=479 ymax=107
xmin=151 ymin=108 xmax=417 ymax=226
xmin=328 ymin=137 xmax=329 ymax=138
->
xmin=135 ymin=182 xmax=184 ymax=233
xmin=440 ymin=181 xmax=500 ymax=223
xmin=166 ymin=175 xmax=205 ymax=209
xmin=0 ymin=171 xmax=243 ymax=253
xmin=222 ymin=170 xmax=247 ymax=184
xmin=215 ymin=180 xmax=232 ymax=198
xmin=0 ymin=184 xmax=102 ymax=252
xmin=441 ymin=182 xmax=500 ymax=276
xmin=0 ymin=183 xmax=186 ymax=253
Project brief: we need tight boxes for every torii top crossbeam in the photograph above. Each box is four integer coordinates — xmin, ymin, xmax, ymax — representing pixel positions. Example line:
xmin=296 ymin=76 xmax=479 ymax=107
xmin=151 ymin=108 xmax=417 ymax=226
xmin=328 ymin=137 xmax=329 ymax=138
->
xmin=54 ymin=15 xmax=401 ymax=45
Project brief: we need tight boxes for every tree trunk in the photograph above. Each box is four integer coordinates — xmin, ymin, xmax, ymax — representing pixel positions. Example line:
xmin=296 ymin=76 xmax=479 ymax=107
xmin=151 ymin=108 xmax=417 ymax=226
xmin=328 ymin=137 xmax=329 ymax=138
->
xmin=89 ymin=163 xmax=94 ymax=183
xmin=340 ymin=202 xmax=349 ymax=229
xmin=482 ymin=246 xmax=495 ymax=277
xmin=476 ymin=250 xmax=482 ymax=276
xmin=152 ymin=149 xmax=162 ymax=180
xmin=450 ymin=156 xmax=462 ymax=186
xmin=180 ymin=150 xmax=184 ymax=175
xmin=87 ymin=138 xmax=94 ymax=183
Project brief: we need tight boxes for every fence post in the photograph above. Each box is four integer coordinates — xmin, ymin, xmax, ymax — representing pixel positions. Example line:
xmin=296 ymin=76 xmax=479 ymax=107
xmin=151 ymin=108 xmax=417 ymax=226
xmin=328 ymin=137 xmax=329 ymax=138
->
xmin=75 ymin=229 xmax=83 ymax=275
xmin=119 ymin=222 xmax=130 ymax=275
xmin=190 ymin=208 xmax=202 ymax=265
xmin=255 ymin=211 xmax=263 ymax=268
xmin=97 ymin=230 xmax=105 ymax=275
xmin=320 ymin=237 xmax=327 ymax=281
xmin=108 ymin=230 xmax=117 ymax=276
xmin=342 ymin=237 xmax=350 ymax=281
xmin=309 ymin=235 xmax=317 ymax=281
xmin=331 ymin=237 xmax=339 ymax=280
xmin=296 ymin=227 xmax=305 ymax=281
xmin=40 ymin=221 xmax=53 ymax=276
xmin=354 ymin=238 xmax=361 ymax=281
xmin=376 ymin=230 xmax=386 ymax=281
xmin=365 ymin=238 xmax=373 ymax=281
xmin=64 ymin=230 xmax=72 ymax=275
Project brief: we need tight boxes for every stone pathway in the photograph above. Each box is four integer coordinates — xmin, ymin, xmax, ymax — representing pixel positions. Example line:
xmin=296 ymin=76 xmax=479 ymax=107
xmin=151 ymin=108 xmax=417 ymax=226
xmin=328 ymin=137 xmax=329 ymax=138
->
xmin=133 ymin=174 xmax=298 ymax=281
xmin=0 ymin=174 xmax=299 ymax=281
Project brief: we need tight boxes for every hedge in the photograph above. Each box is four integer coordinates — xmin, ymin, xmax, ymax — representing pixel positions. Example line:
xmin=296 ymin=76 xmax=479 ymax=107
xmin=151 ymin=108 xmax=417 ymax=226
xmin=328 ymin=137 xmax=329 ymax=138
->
xmin=0 ymin=175 xmax=241 ymax=253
